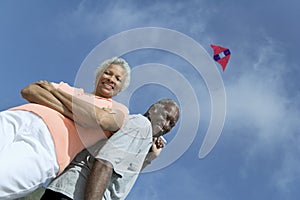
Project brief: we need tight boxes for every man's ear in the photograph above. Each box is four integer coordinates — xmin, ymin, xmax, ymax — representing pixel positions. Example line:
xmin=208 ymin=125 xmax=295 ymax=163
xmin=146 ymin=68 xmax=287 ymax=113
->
xmin=149 ymin=104 xmax=160 ymax=115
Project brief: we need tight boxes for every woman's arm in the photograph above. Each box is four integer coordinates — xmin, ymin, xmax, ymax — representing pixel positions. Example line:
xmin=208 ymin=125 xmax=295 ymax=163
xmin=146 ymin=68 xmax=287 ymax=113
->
xmin=21 ymin=81 xmax=73 ymax=118
xmin=21 ymin=81 xmax=125 ymax=131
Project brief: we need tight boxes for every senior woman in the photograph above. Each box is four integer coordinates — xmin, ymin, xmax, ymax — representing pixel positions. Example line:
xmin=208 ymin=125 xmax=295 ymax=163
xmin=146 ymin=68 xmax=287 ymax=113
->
xmin=0 ymin=57 xmax=131 ymax=199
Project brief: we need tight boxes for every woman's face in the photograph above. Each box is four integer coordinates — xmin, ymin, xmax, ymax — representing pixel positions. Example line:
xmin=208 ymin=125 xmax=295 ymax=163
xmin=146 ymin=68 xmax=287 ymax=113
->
xmin=94 ymin=64 xmax=126 ymax=98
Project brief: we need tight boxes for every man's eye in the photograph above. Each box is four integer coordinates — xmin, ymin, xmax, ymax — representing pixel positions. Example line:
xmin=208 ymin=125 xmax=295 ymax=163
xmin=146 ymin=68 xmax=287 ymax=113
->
xmin=170 ymin=121 xmax=175 ymax=127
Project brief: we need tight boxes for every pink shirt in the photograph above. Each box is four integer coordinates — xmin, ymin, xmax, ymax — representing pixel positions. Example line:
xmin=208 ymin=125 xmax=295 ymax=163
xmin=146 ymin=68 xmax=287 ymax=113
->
xmin=10 ymin=82 xmax=128 ymax=174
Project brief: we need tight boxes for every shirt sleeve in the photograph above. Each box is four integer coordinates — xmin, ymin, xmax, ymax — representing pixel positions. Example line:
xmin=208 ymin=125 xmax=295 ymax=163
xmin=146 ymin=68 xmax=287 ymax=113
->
xmin=94 ymin=115 xmax=152 ymax=177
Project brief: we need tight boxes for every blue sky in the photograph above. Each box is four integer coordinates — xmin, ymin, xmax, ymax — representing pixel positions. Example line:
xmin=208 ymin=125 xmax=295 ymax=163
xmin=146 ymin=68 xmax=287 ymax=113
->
xmin=1 ymin=0 xmax=300 ymax=200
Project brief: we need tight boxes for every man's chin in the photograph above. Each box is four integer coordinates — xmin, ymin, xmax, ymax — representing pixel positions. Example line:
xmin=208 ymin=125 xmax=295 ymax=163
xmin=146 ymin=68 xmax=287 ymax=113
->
xmin=152 ymin=131 xmax=162 ymax=138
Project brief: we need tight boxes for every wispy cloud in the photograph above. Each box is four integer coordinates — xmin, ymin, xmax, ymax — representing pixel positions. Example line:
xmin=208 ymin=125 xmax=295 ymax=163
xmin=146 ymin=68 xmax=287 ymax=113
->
xmin=45 ymin=0 xmax=300 ymax=198
xmin=56 ymin=0 xmax=213 ymax=40
xmin=225 ymin=38 xmax=300 ymax=196
xmin=272 ymin=147 xmax=300 ymax=196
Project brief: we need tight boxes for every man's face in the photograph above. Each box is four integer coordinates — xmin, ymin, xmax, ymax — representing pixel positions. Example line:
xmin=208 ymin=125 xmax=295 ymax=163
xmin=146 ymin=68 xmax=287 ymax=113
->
xmin=149 ymin=103 xmax=179 ymax=137
xmin=94 ymin=64 xmax=126 ymax=98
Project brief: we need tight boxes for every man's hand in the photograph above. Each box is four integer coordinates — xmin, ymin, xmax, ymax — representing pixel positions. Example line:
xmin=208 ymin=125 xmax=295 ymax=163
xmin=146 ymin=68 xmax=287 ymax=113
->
xmin=141 ymin=136 xmax=166 ymax=170
xmin=150 ymin=137 xmax=166 ymax=158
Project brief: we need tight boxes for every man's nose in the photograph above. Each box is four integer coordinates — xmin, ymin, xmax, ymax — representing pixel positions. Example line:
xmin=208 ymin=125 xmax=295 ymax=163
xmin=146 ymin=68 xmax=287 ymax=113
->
xmin=163 ymin=122 xmax=171 ymax=132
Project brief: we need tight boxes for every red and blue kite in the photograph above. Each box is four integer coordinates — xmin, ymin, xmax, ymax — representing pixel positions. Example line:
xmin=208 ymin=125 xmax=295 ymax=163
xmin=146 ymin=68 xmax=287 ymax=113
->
xmin=211 ymin=44 xmax=231 ymax=71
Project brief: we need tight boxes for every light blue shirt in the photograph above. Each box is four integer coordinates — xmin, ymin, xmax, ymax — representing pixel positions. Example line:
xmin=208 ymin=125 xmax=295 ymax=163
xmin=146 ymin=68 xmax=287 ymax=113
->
xmin=47 ymin=114 xmax=152 ymax=200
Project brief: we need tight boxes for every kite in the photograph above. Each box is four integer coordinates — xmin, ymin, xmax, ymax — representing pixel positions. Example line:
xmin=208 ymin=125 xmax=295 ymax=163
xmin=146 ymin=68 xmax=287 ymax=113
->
xmin=210 ymin=44 xmax=231 ymax=71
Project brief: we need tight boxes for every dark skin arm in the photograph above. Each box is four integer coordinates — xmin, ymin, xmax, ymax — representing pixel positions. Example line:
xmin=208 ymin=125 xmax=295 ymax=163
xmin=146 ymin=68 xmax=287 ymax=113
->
xmin=21 ymin=81 xmax=124 ymax=131
xmin=84 ymin=159 xmax=113 ymax=200
xmin=141 ymin=137 xmax=165 ymax=170
xmin=84 ymin=137 xmax=165 ymax=199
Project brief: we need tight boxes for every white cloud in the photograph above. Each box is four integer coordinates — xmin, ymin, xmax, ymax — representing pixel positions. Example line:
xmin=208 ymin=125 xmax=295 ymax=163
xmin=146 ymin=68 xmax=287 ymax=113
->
xmin=272 ymin=148 xmax=300 ymax=194
xmin=227 ymin=36 xmax=297 ymax=139
xmin=56 ymin=0 xmax=212 ymax=40
xmin=225 ymin=38 xmax=300 ymax=195
xmin=129 ymin=166 xmax=220 ymax=200
xmin=52 ymin=1 xmax=300 ymax=198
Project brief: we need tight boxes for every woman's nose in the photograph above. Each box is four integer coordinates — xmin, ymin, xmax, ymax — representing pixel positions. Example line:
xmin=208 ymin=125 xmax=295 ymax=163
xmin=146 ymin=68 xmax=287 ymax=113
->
xmin=107 ymin=76 xmax=116 ymax=83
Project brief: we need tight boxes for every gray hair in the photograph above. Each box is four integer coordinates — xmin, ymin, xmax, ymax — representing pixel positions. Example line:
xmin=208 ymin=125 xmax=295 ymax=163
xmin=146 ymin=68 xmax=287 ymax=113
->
xmin=94 ymin=57 xmax=131 ymax=91
xmin=145 ymin=98 xmax=180 ymax=121
xmin=155 ymin=98 xmax=180 ymax=117
xmin=156 ymin=98 xmax=179 ymax=109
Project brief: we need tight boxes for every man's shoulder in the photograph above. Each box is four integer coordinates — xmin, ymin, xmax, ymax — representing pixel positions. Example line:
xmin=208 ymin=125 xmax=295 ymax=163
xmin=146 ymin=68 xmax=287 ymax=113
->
xmin=128 ymin=114 xmax=151 ymax=128
xmin=121 ymin=114 xmax=152 ymax=139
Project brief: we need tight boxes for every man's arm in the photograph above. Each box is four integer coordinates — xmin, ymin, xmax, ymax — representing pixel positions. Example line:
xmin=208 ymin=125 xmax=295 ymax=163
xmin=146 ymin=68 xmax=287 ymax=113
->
xmin=84 ymin=159 xmax=113 ymax=200
xmin=141 ymin=137 xmax=165 ymax=170
xmin=84 ymin=138 xmax=164 ymax=199
xmin=21 ymin=81 xmax=125 ymax=131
